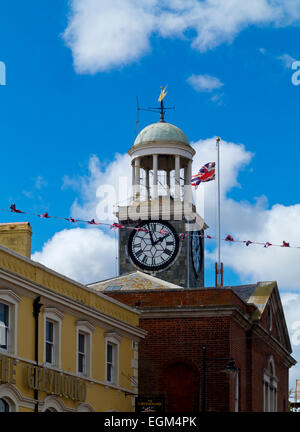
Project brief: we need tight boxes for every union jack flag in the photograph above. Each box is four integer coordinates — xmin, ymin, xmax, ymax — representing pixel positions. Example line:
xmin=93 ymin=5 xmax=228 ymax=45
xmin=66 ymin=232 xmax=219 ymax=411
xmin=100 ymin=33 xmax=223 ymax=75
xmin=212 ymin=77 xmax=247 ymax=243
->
xmin=191 ymin=162 xmax=215 ymax=189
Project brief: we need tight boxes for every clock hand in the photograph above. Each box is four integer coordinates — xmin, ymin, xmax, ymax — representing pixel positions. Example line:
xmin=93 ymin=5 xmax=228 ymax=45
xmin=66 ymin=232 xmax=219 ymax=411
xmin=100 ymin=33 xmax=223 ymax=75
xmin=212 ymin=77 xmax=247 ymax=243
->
xmin=148 ymin=224 xmax=155 ymax=245
xmin=153 ymin=233 xmax=170 ymax=246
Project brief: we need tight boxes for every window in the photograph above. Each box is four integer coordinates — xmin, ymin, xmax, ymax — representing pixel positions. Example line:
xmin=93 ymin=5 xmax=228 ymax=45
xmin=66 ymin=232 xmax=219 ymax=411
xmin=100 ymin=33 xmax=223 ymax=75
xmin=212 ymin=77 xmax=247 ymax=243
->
xmin=76 ymin=321 xmax=94 ymax=377
xmin=105 ymin=332 xmax=122 ymax=386
xmin=78 ymin=332 xmax=86 ymax=374
xmin=43 ymin=308 xmax=63 ymax=369
xmin=267 ymin=304 xmax=272 ymax=331
xmin=263 ymin=357 xmax=278 ymax=412
xmin=106 ymin=343 xmax=115 ymax=383
xmin=0 ymin=291 xmax=21 ymax=355
xmin=0 ymin=303 xmax=9 ymax=350
xmin=0 ymin=398 xmax=9 ymax=412
xmin=45 ymin=320 xmax=55 ymax=365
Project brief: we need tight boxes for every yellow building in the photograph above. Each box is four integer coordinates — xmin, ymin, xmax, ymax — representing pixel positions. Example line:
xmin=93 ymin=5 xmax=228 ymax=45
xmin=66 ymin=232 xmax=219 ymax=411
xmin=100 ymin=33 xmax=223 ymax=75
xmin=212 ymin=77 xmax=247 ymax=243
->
xmin=0 ymin=222 xmax=146 ymax=412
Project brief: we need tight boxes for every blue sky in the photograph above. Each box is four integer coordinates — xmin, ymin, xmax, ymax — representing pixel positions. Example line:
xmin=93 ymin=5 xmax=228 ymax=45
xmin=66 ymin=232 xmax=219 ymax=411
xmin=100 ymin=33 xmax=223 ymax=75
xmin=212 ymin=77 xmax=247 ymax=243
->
xmin=0 ymin=0 xmax=300 ymax=388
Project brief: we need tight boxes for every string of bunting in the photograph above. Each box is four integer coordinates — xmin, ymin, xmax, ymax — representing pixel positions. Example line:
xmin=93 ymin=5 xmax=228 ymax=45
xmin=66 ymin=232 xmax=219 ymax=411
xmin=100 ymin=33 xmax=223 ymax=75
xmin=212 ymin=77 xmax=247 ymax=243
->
xmin=1 ymin=203 xmax=298 ymax=250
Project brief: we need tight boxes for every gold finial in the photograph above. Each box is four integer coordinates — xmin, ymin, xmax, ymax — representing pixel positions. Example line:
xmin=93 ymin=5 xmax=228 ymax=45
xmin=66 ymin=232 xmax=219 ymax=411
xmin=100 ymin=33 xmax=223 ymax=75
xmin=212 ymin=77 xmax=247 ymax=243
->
xmin=216 ymin=136 xmax=220 ymax=142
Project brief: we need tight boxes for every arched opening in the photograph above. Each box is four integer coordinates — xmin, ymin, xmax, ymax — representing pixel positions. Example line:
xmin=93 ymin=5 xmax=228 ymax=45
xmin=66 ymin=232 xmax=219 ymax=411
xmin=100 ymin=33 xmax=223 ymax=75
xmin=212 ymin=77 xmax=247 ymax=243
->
xmin=162 ymin=362 xmax=199 ymax=412
xmin=0 ymin=398 xmax=10 ymax=412
xmin=0 ymin=385 xmax=19 ymax=412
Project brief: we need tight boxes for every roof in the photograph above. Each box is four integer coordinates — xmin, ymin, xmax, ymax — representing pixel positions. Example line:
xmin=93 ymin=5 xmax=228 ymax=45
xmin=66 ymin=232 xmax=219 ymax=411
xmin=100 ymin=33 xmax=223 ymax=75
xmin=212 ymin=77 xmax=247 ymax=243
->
xmin=232 ymin=281 xmax=276 ymax=318
xmin=133 ymin=122 xmax=190 ymax=147
xmin=88 ymin=271 xmax=182 ymax=292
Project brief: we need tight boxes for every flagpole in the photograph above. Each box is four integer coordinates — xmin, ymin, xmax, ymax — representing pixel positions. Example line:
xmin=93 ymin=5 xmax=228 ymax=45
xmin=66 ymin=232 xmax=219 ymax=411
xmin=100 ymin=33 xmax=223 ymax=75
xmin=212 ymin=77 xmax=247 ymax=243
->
xmin=217 ymin=137 xmax=221 ymax=270
xmin=215 ymin=136 xmax=223 ymax=287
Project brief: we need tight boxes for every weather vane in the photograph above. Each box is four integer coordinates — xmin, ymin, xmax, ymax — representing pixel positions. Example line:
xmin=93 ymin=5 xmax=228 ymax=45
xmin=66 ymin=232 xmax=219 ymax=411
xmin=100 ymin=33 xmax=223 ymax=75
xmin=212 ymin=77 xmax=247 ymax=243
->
xmin=157 ymin=85 xmax=168 ymax=122
xmin=135 ymin=86 xmax=175 ymax=136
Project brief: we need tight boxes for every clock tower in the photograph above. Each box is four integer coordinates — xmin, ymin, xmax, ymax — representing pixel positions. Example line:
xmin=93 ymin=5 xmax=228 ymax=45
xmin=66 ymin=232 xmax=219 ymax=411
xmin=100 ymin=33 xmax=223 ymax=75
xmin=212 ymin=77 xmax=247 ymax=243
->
xmin=115 ymin=113 xmax=207 ymax=288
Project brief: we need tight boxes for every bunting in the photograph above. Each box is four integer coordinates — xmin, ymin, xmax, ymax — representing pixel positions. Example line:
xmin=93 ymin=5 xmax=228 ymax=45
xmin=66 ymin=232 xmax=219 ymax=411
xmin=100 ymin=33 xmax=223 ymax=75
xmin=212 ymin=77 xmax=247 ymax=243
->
xmin=1 ymin=203 xmax=299 ymax=250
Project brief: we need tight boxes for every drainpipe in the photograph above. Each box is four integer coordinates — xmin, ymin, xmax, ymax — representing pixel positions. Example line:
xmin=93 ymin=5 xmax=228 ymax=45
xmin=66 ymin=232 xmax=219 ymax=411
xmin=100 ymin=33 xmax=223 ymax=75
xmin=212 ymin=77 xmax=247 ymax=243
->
xmin=33 ymin=296 xmax=43 ymax=413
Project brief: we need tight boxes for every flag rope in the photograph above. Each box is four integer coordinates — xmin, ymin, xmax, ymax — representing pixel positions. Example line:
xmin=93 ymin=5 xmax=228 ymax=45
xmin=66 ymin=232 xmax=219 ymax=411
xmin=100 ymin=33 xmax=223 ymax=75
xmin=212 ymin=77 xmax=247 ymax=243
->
xmin=1 ymin=204 xmax=299 ymax=250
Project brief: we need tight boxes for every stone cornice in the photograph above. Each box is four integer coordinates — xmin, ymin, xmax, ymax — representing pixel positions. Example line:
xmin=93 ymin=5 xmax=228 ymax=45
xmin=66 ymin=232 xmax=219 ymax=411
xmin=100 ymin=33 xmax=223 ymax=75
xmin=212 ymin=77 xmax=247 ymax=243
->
xmin=128 ymin=140 xmax=196 ymax=158
xmin=0 ymin=268 xmax=147 ymax=340
xmin=139 ymin=305 xmax=297 ymax=366
xmin=0 ymin=244 xmax=140 ymax=319
xmin=139 ymin=304 xmax=252 ymax=331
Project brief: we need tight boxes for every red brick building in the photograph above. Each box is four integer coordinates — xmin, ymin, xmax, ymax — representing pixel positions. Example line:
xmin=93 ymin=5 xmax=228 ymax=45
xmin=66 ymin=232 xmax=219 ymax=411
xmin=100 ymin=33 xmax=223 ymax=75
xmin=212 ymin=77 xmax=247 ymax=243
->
xmin=88 ymin=119 xmax=296 ymax=412
xmin=90 ymin=273 xmax=296 ymax=412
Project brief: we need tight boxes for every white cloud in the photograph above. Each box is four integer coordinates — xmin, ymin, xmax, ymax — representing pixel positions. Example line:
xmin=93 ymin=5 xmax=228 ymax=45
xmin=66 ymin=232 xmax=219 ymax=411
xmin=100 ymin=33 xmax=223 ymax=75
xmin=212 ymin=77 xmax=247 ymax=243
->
xmin=63 ymin=0 xmax=157 ymax=73
xmin=187 ymin=74 xmax=224 ymax=92
xmin=63 ymin=0 xmax=300 ymax=73
xmin=32 ymin=227 xmax=116 ymax=284
xmin=277 ymin=53 xmax=296 ymax=68
xmin=62 ymin=153 xmax=131 ymax=222
xmin=205 ymin=201 xmax=300 ymax=290
xmin=281 ymin=293 xmax=300 ymax=388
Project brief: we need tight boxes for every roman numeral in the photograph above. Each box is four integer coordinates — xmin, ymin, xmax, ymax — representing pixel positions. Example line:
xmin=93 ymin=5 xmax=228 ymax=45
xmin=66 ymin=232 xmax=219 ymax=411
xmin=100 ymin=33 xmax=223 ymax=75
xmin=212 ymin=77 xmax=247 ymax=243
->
xmin=164 ymin=249 xmax=172 ymax=256
xmin=135 ymin=250 xmax=143 ymax=258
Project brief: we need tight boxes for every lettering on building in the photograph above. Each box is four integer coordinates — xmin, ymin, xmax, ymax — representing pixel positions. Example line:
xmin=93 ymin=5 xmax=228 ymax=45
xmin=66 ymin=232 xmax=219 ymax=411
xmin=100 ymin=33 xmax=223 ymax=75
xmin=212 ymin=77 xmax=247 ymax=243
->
xmin=0 ymin=355 xmax=17 ymax=384
xmin=27 ymin=365 xmax=86 ymax=402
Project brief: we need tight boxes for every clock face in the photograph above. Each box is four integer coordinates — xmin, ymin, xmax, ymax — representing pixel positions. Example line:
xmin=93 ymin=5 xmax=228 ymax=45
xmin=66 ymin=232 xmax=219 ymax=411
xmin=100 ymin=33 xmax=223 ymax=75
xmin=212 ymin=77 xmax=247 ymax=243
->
xmin=128 ymin=221 xmax=179 ymax=272
xmin=191 ymin=230 xmax=203 ymax=277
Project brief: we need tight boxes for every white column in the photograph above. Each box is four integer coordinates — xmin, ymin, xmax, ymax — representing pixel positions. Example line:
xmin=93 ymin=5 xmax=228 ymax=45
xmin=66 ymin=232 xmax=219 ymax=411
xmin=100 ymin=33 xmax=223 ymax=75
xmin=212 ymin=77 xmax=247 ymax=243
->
xmin=145 ymin=169 xmax=150 ymax=200
xmin=132 ymin=163 xmax=135 ymax=201
xmin=166 ymin=170 xmax=170 ymax=197
xmin=153 ymin=154 xmax=158 ymax=199
xmin=175 ymin=155 xmax=180 ymax=199
xmin=184 ymin=160 xmax=192 ymax=205
xmin=134 ymin=157 xmax=141 ymax=201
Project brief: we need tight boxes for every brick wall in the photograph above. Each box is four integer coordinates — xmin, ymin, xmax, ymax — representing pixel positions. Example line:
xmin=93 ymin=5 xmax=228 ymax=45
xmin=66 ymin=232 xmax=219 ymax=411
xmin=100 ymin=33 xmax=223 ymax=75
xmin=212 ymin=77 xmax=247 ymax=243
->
xmin=107 ymin=288 xmax=291 ymax=412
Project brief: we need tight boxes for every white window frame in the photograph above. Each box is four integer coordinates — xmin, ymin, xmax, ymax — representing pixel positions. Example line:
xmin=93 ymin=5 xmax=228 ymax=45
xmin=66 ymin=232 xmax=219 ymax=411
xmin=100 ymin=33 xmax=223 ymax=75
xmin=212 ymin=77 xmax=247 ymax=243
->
xmin=0 ymin=303 xmax=9 ymax=352
xmin=0 ymin=291 xmax=21 ymax=355
xmin=78 ymin=332 xmax=87 ymax=375
xmin=43 ymin=308 xmax=63 ymax=369
xmin=263 ymin=356 xmax=278 ymax=412
xmin=105 ymin=332 xmax=122 ymax=386
xmin=45 ymin=320 xmax=55 ymax=367
xmin=76 ymin=321 xmax=95 ymax=377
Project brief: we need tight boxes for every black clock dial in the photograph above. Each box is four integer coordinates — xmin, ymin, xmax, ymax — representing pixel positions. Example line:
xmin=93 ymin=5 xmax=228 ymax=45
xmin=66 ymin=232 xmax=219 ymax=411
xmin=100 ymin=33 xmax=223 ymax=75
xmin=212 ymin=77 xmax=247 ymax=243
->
xmin=128 ymin=221 xmax=179 ymax=271
xmin=191 ymin=230 xmax=203 ymax=277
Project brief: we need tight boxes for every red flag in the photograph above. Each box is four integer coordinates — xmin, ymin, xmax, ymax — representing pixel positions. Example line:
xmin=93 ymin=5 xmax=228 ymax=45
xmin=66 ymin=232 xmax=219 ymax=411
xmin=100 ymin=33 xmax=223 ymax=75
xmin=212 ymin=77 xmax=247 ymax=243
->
xmin=111 ymin=223 xmax=124 ymax=230
xmin=88 ymin=219 xmax=101 ymax=225
xmin=225 ymin=235 xmax=234 ymax=242
xmin=179 ymin=233 xmax=188 ymax=240
xmin=245 ymin=240 xmax=252 ymax=246
xmin=135 ymin=227 xmax=147 ymax=232
xmin=65 ymin=217 xmax=77 ymax=223
xmin=10 ymin=203 xmax=24 ymax=214
xmin=39 ymin=212 xmax=50 ymax=218
xmin=264 ymin=242 xmax=272 ymax=248
xmin=160 ymin=229 xmax=169 ymax=235
xmin=282 ymin=241 xmax=290 ymax=247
